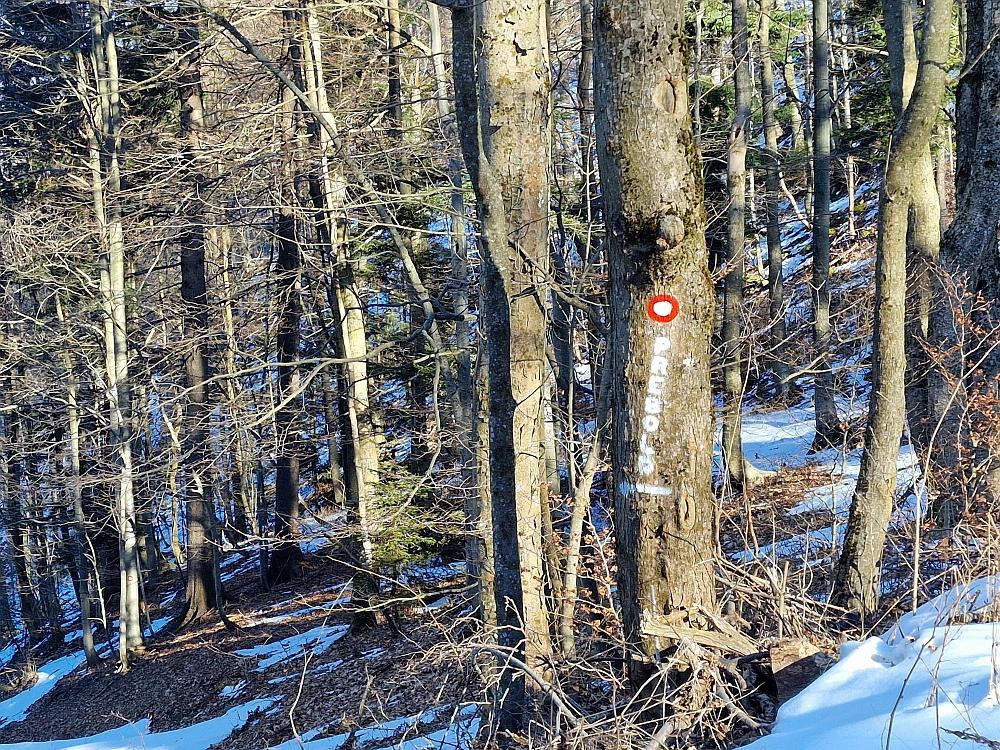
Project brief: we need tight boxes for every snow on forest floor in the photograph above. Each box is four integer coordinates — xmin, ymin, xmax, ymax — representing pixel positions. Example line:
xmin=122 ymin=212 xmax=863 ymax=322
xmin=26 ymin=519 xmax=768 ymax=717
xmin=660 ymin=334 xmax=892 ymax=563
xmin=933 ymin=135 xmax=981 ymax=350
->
xmin=0 ymin=538 xmax=474 ymax=750
xmin=0 ymin=700 xmax=273 ymax=750
xmin=0 ymin=392 xmax=973 ymax=750
xmin=718 ymin=403 xmax=923 ymax=567
xmin=746 ymin=576 xmax=1000 ymax=750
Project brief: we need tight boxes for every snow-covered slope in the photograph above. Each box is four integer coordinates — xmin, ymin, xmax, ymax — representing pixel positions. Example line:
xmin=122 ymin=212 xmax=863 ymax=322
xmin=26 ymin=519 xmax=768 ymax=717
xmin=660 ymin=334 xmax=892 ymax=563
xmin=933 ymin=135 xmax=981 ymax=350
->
xmin=747 ymin=577 xmax=1000 ymax=750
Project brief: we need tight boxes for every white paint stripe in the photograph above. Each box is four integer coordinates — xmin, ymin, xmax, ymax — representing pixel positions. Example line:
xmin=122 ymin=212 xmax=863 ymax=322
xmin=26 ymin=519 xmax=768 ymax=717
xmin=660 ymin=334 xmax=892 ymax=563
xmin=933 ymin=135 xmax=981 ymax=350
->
xmin=635 ymin=483 xmax=673 ymax=496
xmin=619 ymin=481 xmax=674 ymax=497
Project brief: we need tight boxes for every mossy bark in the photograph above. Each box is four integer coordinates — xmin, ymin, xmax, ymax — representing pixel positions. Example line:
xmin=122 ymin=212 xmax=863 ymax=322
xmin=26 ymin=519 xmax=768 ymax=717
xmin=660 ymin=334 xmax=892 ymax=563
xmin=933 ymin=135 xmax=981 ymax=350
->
xmin=594 ymin=0 xmax=718 ymax=667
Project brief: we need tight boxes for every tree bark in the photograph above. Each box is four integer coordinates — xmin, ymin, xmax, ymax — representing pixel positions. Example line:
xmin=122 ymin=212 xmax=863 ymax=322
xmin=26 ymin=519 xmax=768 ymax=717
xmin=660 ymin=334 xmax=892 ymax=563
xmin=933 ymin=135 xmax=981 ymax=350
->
xmin=268 ymin=9 xmax=307 ymax=585
xmin=810 ymin=0 xmax=842 ymax=451
xmin=759 ymin=0 xmax=790 ymax=400
xmin=448 ymin=0 xmax=553 ymax=734
xmin=721 ymin=0 xmax=751 ymax=487
xmin=174 ymin=1 xmax=230 ymax=628
xmin=85 ymin=0 xmax=143 ymax=666
xmin=427 ymin=0 xmax=486 ymax=618
xmin=930 ymin=0 xmax=1000 ymax=518
xmin=594 ymin=0 xmax=718 ymax=674
xmin=832 ymin=0 xmax=951 ymax=614
xmin=56 ymin=297 xmax=101 ymax=666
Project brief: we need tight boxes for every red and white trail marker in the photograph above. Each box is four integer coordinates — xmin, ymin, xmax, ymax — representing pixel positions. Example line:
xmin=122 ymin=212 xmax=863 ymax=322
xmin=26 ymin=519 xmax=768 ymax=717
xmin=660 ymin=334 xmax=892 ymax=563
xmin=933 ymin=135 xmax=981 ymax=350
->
xmin=647 ymin=294 xmax=679 ymax=323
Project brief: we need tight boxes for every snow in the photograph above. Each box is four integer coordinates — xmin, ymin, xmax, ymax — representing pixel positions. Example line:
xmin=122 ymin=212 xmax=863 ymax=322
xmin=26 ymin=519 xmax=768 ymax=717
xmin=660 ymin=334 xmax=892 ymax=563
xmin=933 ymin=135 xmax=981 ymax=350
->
xmin=724 ymin=405 xmax=923 ymax=565
xmin=234 ymin=624 xmax=349 ymax=670
xmin=746 ymin=578 xmax=1000 ymax=750
xmin=219 ymin=680 xmax=246 ymax=699
xmin=242 ymin=583 xmax=352 ymax=627
xmin=0 ymin=699 xmax=272 ymax=750
xmin=0 ymin=654 xmax=82 ymax=728
xmin=268 ymin=704 xmax=479 ymax=750
xmin=786 ymin=444 xmax=920 ymax=517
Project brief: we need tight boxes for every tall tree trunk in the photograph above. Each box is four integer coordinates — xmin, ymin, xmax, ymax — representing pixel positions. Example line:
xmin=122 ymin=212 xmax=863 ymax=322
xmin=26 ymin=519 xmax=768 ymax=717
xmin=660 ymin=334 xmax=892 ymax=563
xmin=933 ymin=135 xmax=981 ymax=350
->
xmin=446 ymin=0 xmax=553 ymax=734
xmin=269 ymin=197 xmax=304 ymax=585
xmin=1 ymin=374 xmax=44 ymax=645
xmin=810 ymin=0 xmax=842 ymax=451
xmin=294 ymin=0 xmax=379 ymax=620
xmin=174 ymin=2 xmax=230 ymax=628
xmin=759 ymin=0 xmax=790 ymax=400
xmin=594 ymin=0 xmax=718 ymax=682
xmin=268 ymin=9 xmax=306 ymax=585
xmin=783 ymin=58 xmax=806 ymax=153
xmin=883 ymin=0 xmax=947 ymax=515
xmin=929 ymin=0 xmax=1000 ymax=517
xmin=56 ymin=297 xmax=101 ymax=666
xmin=86 ymin=0 xmax=142 ymax=666
xmin=832 ymin=0 xmax=951 ymax=614
xmin=428 ymin=0 xmax=488 ymax=617
xmin=476 ymin=0 xmax=552 ymax=668
xmin=721 ymin=0 xmax=751 ymax=487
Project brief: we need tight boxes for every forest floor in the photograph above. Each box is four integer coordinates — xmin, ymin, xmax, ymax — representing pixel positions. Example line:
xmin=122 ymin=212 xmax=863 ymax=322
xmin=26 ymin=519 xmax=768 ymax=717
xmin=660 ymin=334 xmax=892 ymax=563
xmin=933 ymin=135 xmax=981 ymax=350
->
xmin=0 ymin=401 xmax=996 ymax=749
xmin=0 ymin=542 xmax=479 ymax=750
xmin=0 ymin=195 xmax=988 ymax=748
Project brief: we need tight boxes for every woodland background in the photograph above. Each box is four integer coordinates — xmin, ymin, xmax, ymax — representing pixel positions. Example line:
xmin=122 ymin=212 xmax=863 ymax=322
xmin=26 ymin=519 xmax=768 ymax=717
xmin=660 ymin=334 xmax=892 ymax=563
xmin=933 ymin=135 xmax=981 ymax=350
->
xmin=0 ymin=0 xmax=997 ymax=747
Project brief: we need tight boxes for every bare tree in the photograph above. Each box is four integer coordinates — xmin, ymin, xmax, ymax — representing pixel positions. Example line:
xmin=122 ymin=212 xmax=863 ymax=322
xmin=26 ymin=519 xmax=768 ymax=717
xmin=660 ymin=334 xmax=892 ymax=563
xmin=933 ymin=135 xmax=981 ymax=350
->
xmin=832 ymin=0 xmax=952 ymax=614
xmin=811 ymin=0 xmax=843 ymax=451
xmin=721 ymin=0 xmax=751 ymax=487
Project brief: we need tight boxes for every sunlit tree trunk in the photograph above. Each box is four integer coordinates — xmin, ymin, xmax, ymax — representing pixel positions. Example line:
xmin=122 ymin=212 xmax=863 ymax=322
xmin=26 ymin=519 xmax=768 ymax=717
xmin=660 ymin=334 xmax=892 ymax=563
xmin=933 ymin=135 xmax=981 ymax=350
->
xmin=832 ymin=0 xmax=951 ymax=614
xmin=595 ymin=0 xmax=718 ymax=682
xmin=759 ymin=0 xmax=790 ymax=400
xmin=930 ymin=0 xmax=1000 ymax=516
xmin=56 ymin=297 xmax=101 ymax=666
xmin=721 ymin=0 xmax=751 ymax=487
xmin=85 ymin=0 xmax=142 ymax=666
xmin=445 ymin=0 xmax=553 ymax=734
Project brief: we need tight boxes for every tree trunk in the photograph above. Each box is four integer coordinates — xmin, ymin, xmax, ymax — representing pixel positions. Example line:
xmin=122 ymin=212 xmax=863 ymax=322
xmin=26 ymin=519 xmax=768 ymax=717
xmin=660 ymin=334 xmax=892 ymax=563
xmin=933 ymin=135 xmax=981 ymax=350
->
xmin=428 ymin=0 xmax=485 ymax=617
xmin=1 ymin=377 xmax=44 ymax=645
xmin=448 ymin=0 xmax=553 ymax=734
xmin=721 ymin=0 xmax=751 ymax=488
xmin=56 ymin=297 xmax=101 ymax=666
xmin=86 ymin=0 xmax=143 ymax=666
xmin=883 ymin=0 xmax=944 ymax=486
xmin=174 ymin=1 xmax=230 ymax=628
xmin=594 ymin=0 xmax=718 ymax=678
xmin=930 ymin=0 xmax=1000 ymax=518
xmin=759 ymin=0 xmax=790 ymax=400
xmin=269 ymin=177 xmax=305 ymax=585
xmin=832 ymin=0 xmax=951 ymax=614
xmin=810 ymin=0 xmax=842 ymax=451
xmin=268 ymin=10 xmax=306 ymax=584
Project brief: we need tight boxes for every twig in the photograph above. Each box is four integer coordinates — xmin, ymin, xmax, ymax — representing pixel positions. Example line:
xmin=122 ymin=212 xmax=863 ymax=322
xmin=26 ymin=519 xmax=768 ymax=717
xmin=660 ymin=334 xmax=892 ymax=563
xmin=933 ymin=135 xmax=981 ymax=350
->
xmin=473 ymin=646 xmax=584 ymax=728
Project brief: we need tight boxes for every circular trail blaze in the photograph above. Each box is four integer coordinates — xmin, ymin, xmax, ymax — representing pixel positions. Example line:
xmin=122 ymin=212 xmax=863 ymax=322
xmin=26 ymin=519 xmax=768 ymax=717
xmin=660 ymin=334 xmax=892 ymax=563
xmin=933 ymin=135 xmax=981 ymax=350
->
xmin=647 ymin=294 xmax=679 ymax=323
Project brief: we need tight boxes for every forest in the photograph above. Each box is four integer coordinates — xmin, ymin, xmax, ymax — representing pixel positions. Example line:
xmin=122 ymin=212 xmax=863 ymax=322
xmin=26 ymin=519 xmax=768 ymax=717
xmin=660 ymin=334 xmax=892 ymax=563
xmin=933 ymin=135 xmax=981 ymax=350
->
xmin=0 ymin=0 xmax=998 ymax=747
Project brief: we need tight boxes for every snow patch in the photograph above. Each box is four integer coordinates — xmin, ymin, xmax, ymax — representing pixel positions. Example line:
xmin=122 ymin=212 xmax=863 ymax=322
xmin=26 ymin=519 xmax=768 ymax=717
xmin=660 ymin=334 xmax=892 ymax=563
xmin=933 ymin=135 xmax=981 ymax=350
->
xmin=235 ymin=625 xmax=349 ymax=670
xmin=745 ymin=578 xmax=1000 ymax=750
xmin=0 ymin=699 xmax=272 ymax=749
